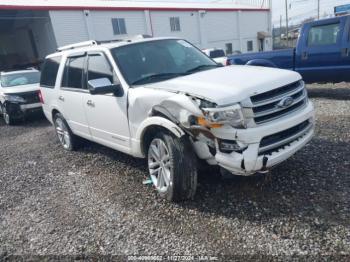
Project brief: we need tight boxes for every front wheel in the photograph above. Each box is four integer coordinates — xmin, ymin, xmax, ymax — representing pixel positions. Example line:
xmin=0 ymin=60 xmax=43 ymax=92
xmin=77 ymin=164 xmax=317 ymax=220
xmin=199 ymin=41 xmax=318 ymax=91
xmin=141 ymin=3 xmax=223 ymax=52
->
xmin=147 ymin=132 xmax=197 ymax=202
xmin=1 ymin=104 xmax=15 ymax=125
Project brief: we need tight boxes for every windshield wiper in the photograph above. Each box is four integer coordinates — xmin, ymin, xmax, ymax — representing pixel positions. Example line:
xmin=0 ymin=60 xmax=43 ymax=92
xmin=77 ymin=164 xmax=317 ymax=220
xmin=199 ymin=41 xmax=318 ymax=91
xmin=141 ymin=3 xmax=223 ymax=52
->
xmin=131 ymin=73 xmax=185 ymax=85
xmin=185 ymin=64 xmax=220 ymax=74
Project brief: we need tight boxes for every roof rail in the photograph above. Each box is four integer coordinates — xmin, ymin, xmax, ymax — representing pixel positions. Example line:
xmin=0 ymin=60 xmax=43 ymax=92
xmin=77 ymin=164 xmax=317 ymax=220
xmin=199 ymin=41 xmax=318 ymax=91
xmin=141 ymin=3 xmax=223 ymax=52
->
xmin=95 ymin=39 xmax=123 ymax=45
xmin=56 ymin=35 xmax=153 ymax=52
xmin=57 ymin=40 xmax=98 ymax=52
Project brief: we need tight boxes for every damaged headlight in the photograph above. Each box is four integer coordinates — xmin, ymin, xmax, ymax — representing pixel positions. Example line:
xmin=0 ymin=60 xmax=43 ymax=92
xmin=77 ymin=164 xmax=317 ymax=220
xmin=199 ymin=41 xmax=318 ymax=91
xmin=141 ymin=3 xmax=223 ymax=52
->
xmin=4 ymin=95 xmax=25 ymax=103
xmin=202 ymin=103 xmax=245 ymax=128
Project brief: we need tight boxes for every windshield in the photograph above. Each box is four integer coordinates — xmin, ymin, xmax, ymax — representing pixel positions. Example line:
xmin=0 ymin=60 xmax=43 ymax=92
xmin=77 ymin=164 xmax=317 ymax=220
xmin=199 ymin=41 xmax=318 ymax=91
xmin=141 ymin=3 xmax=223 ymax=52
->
xmin=111 ymin=39 xmax=218 ymax=85
xmin=1 ymin=71 xmax=40 ymax=88
xmin=210 ymin=50 xmax=225 ymax=58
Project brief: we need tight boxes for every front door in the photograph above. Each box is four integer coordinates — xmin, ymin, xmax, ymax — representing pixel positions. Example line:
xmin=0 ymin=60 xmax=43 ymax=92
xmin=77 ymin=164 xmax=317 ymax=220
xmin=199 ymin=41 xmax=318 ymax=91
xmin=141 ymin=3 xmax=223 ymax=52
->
xmin=83 ymin=52 xmax=130 ymax=153
xmin=296 ymin=18 xmax=344 ymax=83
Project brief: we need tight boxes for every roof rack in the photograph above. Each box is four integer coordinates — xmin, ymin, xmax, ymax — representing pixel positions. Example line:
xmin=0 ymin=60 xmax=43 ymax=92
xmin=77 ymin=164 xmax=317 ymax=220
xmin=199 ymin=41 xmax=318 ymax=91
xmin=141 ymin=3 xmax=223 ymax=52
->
xmin=56 ymin=35 xmax=153 ymax=52
xmin=57 ymin=40 xmax=98 ymax=52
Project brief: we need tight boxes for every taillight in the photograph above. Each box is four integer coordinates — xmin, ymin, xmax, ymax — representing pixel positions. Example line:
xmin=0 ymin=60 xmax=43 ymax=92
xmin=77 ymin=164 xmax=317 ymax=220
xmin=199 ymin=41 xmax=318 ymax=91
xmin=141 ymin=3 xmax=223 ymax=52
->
xmin=38 ymin=89 xmax=44 ymax=104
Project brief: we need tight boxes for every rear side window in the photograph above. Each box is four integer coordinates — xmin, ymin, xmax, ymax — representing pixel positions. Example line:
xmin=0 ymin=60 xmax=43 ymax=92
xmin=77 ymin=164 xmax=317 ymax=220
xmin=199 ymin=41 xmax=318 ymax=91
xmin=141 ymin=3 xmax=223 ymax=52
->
xmin=62 ymin=56 xmax=86 ymax=89
xmin=87 ymin=54 xmax=114 ymax=83
xmin=40 ymin=56 xmax=61 ymax=88
xmin=308 ymin=23 xmax=340 ymax=46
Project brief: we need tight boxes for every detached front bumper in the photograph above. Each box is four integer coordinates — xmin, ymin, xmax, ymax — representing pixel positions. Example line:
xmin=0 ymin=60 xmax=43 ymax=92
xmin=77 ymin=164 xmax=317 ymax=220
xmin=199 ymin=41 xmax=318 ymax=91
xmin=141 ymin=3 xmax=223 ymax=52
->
xmin=211 ymin=102 xmax=315 ymax=175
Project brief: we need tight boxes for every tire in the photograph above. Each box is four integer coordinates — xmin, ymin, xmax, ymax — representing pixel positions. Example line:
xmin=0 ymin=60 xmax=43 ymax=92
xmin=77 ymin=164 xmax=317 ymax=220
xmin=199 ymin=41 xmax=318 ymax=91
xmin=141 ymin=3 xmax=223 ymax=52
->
xmin=1 ymin=104 xmax=15 ymax=125
xmin=53 ymin=113 xmax=78 ymax=151
xmin=147 ymin=132 xmax=198 ymax=202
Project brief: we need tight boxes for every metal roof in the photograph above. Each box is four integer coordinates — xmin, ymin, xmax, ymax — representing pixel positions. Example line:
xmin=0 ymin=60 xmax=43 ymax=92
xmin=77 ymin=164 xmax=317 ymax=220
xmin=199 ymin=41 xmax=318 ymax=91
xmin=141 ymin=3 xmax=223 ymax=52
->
xmin=0 ymin=0 xmax=269 ymax=11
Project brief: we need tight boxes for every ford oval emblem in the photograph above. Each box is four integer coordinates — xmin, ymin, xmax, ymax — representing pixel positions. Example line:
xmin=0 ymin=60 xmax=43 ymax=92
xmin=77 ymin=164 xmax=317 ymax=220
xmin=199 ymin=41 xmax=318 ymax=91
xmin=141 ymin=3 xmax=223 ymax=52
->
xmin=277 ymin=97 xmax=294 ymax=108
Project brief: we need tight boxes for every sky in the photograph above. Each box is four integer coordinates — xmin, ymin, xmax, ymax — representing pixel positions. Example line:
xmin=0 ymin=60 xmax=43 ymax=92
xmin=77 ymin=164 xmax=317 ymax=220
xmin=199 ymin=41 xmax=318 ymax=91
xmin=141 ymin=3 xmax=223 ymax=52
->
xmin=271 ymin=0 xmax=350 ymax=26
xmin=129 ymin=0 xmax=350 ymax=26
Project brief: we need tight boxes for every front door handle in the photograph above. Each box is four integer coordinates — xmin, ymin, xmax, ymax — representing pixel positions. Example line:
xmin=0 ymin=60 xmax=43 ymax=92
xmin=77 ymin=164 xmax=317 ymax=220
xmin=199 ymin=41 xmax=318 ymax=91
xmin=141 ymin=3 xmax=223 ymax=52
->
xmin=341 ymin=47 xmax=349 ymax=57
xmin=301 ymin=51 xmax=308 ymax=60
xmin=58 ymin=95 xmax=64 ymax=101
xmin=86 ymin=100 xmax=95 ymax=107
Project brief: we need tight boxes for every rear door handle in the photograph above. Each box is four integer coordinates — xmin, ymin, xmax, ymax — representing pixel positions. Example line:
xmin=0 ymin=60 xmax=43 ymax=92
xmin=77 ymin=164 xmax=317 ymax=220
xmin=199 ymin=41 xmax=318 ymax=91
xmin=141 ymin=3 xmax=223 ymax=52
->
xmin=58 ymin=96 xmax=64 ymax=101
xmin=301 ymin=51 xmax=308 ymax=60
xmin=86 ymin=100 xmax=95 ymax=107
xmin=341 ymin=48 xmax=349 ymax=57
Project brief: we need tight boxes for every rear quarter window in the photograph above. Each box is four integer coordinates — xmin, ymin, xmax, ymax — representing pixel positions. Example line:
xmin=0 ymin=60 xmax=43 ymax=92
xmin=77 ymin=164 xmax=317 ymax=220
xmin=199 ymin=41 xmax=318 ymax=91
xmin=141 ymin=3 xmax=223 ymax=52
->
xmin=40 ymin=56 xmax=62 ymax=88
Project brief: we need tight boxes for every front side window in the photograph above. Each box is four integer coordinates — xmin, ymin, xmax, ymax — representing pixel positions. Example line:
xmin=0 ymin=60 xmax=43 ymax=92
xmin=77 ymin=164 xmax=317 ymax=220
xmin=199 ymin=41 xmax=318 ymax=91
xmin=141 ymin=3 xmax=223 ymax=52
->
xmin=40 ymin=56 xmax=61 ymax=88
xmin=112 ymin=18 xmax=127 ymax=35
xmin=111 ymin=39 xmax=217 ymax=85
xmin=87 ymin=54 xmax=116 ymax=84
xmin=62 ymin=56 xmax=85 ymax=89
xmin=170 ymin=17 xmax=181 ymax=32
xmin=1 ymin=71 xmax=40 ymax=88
xmin=308 ymin=23 xmax=340 ymax=46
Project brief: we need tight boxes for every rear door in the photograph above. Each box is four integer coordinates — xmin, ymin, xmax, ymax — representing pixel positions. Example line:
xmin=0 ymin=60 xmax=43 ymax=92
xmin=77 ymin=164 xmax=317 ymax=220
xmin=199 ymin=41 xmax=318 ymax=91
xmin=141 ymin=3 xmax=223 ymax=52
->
xmin=296 ymin=18 xmax=344 ymax=83
xmin=59 ymin=53 xmax=91 ymax=139
xmin=83 ymin=52 xmax=130 ymax=153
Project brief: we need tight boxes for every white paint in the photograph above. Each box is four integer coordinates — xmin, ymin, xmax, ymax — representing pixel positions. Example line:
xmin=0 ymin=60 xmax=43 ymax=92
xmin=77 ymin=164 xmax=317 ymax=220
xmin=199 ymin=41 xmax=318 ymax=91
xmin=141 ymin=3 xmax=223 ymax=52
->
xmin=41 ymin=38 xmax=313 ymax=178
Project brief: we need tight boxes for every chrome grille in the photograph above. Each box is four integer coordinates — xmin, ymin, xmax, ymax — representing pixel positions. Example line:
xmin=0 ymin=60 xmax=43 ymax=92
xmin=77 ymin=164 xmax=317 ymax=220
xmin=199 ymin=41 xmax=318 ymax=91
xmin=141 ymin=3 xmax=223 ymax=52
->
xmin=258 ymin=119 xmax=313 ymax=155
xmin=250 ymin=81 xmax=307 ymax=125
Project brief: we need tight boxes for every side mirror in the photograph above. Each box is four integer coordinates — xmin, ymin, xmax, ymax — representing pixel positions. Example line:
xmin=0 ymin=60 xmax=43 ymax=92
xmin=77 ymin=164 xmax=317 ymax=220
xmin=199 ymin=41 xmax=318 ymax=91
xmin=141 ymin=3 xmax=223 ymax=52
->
xmin=87 ymin=78 xmax=123 ymax=96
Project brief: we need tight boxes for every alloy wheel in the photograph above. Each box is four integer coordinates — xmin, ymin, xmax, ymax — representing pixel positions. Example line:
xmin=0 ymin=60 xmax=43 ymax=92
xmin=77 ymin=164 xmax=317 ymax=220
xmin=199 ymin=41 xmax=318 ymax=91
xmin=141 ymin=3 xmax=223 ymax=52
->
xmin=55 ymin=117 xmax=71 ymax=149
xmin=148 ymin=138 xmax=172 ymax=193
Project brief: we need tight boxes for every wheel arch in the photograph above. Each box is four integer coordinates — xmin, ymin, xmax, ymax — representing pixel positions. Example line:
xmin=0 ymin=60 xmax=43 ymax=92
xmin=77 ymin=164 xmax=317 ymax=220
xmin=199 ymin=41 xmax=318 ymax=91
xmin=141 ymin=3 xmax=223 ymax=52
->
xmin=51 ymin=108 xmax=60 ymax=120
xmin=246 ymin=59 xmax=277 ymax=68
xmin=137 ymin=117 xmax=185 ymax=157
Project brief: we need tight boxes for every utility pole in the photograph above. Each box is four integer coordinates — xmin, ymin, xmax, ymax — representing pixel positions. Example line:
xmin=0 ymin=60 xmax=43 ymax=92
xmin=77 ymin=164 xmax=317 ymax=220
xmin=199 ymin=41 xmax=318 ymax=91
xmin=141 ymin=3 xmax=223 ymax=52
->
xmin=285 ymin=0 xmax=289 ymax=47
xmin=317 ymin=0 xmax=320 ymax=19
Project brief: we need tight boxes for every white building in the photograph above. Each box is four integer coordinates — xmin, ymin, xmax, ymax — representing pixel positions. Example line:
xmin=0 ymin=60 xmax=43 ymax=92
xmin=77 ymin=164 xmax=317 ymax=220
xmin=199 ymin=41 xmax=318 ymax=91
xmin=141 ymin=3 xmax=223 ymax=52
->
xmin=0 ymin=0 xmax=272 ymax=70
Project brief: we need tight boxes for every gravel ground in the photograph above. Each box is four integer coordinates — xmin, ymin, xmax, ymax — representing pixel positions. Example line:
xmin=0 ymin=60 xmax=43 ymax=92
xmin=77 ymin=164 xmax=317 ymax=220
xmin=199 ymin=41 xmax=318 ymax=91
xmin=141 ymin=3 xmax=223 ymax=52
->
xmin=0 ymin=83 xmax=349 ymax=259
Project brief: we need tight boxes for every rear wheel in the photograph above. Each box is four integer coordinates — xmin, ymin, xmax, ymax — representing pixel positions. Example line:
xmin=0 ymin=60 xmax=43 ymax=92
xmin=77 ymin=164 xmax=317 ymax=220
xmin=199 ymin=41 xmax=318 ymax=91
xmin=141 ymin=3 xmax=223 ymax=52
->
xmin=147 ymin=132 xmax=197 ymax=202
xmin=53 ymin=113 xmax=77 ymax=151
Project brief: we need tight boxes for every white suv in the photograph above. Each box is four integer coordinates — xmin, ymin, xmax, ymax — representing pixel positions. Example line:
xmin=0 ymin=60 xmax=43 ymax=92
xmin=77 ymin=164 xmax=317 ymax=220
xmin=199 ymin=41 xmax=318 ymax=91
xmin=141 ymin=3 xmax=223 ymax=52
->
xmin=40 ymin=37 xmax=315 ymax=201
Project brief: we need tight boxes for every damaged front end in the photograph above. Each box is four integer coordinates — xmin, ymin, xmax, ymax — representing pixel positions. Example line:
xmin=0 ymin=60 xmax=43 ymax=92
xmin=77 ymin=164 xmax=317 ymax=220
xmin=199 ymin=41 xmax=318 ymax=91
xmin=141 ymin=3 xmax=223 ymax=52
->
xmin=148 ymin=89 xmax=315 ymax=176
xmin=150 ymin=94 xmax=255 ymax=175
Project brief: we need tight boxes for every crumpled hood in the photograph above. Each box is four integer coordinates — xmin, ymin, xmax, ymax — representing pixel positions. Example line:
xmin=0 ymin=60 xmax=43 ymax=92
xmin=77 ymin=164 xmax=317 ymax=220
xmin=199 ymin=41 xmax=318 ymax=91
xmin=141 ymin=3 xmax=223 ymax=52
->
xmin=3 ymin=83 xmax=39 ymax=95
xmin=146 ymin=65 xmax=301 ymax=105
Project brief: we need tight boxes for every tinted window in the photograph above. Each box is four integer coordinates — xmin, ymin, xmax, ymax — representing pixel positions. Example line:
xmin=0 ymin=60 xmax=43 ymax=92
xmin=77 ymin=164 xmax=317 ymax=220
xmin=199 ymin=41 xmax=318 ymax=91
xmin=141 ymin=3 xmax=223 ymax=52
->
xmin=209 ymin=50 xmax=225 ymax=58
xmin=62 ymin=56 xmax=85 ymax=89
xmin=308 ymin=23 xmax=340 ymax=46
xmin=40 ymin=56 xmax=61 ymax=88
xmin=87 ymin=54 xmax=114 ymax=83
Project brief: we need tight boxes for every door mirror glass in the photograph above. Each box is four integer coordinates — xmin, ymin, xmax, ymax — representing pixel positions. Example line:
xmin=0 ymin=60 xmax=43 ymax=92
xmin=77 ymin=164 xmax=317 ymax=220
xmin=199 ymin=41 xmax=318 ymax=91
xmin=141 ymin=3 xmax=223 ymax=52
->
xmin=87 ymin=78 xmax=122 ymax=95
